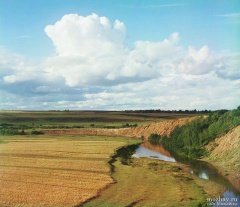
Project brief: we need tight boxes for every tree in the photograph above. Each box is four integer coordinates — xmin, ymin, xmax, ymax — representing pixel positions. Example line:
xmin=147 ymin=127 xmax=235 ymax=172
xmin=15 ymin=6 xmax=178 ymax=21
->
xmin=148 ymin=133 xmax=161 ymax=144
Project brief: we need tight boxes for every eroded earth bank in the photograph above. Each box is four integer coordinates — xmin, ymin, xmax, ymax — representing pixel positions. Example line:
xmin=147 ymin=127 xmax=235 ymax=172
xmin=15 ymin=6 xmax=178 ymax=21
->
xmin=44 ymin=117 xmax=240 ymax=206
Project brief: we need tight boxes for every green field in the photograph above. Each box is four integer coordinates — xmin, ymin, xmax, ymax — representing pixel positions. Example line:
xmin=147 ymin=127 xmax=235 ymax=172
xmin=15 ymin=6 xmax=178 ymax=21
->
xmin=0 ymin=110 xmax=196 ymax=126
xmin=0 ymin=110 xmax=197 ymax=136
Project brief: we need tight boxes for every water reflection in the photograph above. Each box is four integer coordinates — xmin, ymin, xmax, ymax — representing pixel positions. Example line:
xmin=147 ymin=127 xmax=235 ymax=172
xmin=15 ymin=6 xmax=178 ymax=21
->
xmin=133 ymin=141 xmax=240 ymax=204
xmin=141 ymin=142 xmax=173 ymax=157
xmin=132 ymin=146 xmax=176 ymax=162
xmin=199 ymin=171 xmax=209 ymax=180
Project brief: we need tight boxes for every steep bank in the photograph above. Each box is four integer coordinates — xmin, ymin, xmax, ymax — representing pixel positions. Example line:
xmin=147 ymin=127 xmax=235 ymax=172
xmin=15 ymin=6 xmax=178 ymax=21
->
xmin=44 ymin=117 xmax=194 ymax=139
xmin=204 ymin=125 xmax=240 ymax=190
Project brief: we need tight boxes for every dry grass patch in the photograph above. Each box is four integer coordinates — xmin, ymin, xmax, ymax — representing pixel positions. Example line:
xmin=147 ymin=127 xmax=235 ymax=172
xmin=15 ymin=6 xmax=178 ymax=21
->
xmin=85 ymin=158 xmax=208 ymax=207
xmin=0 ymin=137 xmax=125 ymax=207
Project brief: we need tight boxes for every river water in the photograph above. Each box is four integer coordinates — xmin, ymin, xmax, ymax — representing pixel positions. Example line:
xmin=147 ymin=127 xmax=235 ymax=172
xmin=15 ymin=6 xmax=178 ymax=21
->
xmin=133 ymin=142 xmax=240 ymax=207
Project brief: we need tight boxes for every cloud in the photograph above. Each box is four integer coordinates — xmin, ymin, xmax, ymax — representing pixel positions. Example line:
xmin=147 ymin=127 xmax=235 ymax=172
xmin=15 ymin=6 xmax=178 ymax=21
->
xmin=216 ymin=12 xmax=240 ymax=17
xmin=0 ymin=13 xmax=239 ymax=110
xmin=81 ymin=72 xmax=240 ymax=110
xmin=45 ymin=13 xmax=126 ymax=56
xmin=32 ymin=86 xmax=61 ymax=93
xmin=0 ymin=47 xmax=43 ymax=84
xmin=44 ymin=13 xmax=182 ymax=86
xmin=0 ymin=47 xmax=25 ymax=71
xmin=174 ymin=45 xmax=217 ymax=75
xmin=216 ymin=12 xmax=240 ymax=24
xmin=215 ymin=53 xmax=240 ymax=80
xmin=44 ymin=13 xmax=128 ymax=86
xmin=13 ymin=35 xmax=30 ymax=39
xmin=3 ymin=13 xmax=236 ymax=88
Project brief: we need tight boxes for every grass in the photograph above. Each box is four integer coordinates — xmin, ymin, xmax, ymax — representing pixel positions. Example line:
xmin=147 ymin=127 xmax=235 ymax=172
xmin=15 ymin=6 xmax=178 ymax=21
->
xmin=84 ymin=158 xmax=208 ymax=207
xmin=0 ymin=135 xmax=137 ymax=207
xmin=0 ymin=110 xmax=196 ymax=129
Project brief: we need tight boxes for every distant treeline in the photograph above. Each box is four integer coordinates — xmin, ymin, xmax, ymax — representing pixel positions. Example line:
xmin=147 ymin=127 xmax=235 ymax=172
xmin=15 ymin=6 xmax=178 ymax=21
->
xmin=50 ymin=109 xmax=217 ymax=114
xmin=149 ymin=106 xmax=240 ymax=159
xmin=125 ymin=109 xmax=214 ymax=114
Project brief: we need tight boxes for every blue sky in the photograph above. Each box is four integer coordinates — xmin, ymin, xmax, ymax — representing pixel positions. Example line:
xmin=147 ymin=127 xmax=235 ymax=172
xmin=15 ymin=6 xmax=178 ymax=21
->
xmin=0 ymin=0 xmax=239 ymax=58
xmin=0 ymin=0 xmax=239 ymax=110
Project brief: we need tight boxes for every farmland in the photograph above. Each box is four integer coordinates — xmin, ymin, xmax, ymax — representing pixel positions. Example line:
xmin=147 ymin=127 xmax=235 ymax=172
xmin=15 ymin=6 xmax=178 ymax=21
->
xmin=0 ymin=110 xmax=229 ymax=207
xmin=0 ymin=110 xmax=197 ymax=129
xmin=0 ymin=135 xmax=137 ymax=207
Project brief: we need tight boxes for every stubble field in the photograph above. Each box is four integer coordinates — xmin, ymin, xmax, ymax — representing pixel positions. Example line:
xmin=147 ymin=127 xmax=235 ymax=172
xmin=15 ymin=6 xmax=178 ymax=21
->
xmin=0 ymin=136 xmax=127 ymax=207
xmin=0 ymin=111 xmax=219 ymax=207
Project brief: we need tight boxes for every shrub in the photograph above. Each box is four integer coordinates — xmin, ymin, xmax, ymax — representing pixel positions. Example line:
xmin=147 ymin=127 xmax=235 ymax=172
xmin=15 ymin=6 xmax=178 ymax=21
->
xmin=148 ymin=133 xmax=161 ymax=144
xmin=31 ymin=130 xmax=44 ymax=135
xmin=162 ymin=106 xmax=240 ymax=159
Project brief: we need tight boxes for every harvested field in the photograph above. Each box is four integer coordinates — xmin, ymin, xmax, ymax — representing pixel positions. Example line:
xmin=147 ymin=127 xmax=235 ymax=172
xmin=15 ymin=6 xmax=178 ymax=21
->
xmin=0 ymin=137 xmax=125 ymax=207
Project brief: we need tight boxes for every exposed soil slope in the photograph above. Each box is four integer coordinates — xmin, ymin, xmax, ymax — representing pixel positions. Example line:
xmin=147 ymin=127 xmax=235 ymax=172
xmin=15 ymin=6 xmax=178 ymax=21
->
xmin=205 ymin=125 xmax=240 ymax=190
xmin=44 ymin=117 xmax=194 ymax=139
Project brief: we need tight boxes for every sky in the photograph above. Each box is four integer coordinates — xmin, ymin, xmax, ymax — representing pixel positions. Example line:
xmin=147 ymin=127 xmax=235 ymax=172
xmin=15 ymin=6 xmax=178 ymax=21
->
xmin=0 ymin=0 xmax=239 ymax=110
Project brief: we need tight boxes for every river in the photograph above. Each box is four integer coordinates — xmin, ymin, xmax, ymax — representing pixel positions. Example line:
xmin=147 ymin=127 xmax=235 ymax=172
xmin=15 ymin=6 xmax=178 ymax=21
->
xmin=133 ymin=141 xmax=240 ymax=207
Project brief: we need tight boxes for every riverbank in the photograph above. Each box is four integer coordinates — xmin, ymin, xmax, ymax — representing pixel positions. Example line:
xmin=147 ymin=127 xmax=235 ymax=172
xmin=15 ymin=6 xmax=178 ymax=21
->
xmin=203 ymin=125 xmax=240 ymax=191
xmin=83 ymin=145 xmax=225 ymax=207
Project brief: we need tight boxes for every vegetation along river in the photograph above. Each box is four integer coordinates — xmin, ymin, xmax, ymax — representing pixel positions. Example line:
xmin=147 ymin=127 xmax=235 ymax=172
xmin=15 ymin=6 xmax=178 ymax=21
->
xmin=133 ymin=141 xmax=240 ymax=207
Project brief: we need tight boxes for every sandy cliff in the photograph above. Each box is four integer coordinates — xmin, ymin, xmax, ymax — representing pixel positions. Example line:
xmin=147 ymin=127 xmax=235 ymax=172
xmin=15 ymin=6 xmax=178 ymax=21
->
xmin=205 ymin=125 xmax=240 ymax=190
xmin=44 ymin=117 xmax=194 ymax=139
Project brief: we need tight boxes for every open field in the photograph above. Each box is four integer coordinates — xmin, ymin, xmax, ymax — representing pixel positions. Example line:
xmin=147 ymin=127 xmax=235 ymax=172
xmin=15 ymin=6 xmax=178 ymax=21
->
xmin=0 ymin=135 xmax=137 ymax=207
xmin=0 ymin=111 xmax=199 ymax=139
xmin=0 ymin=110 xmax=198 ymax=129
xmin=43 ymin=117 xmax=195 ymax=141
xmin=0 ymin=135 xmax=227 ymax=207
xmin=0 ymin=111 xmax=229 ymax=207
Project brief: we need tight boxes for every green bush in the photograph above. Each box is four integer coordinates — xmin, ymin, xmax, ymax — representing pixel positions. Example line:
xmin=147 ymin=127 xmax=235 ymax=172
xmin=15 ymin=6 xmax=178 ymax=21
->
xmin=31 ymin=130 xmax=44 ymax=135
xmin=161 ymin=106 xmax=240 ymax=158
xmin=0 ymin=128 xmax=19 ymax=135
xmin=149 ymin=133 xmax=162 ymax=144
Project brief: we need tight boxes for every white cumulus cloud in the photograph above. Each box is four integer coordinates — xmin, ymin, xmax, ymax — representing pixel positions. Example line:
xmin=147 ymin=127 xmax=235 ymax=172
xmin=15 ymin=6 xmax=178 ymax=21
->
xmin=1 ymin=13 xmax=239 ymax=110
xmin=45 ymin=13 xmax=126 ymax=57
xmin=44 ymin=13 xmax=182 ymax=86
xmin=175 ymin=45 xmax=216 ymax=75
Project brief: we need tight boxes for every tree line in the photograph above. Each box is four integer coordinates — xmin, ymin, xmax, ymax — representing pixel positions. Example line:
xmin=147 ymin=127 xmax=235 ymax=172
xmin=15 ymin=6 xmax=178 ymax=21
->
xmin=149 ymin=106 xmax=240 ymax=159
xmin=126 ymin=109 xmax=213 ymax=114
